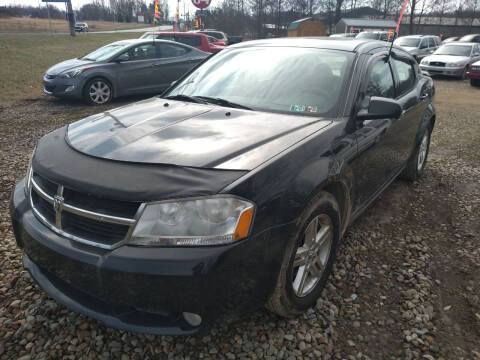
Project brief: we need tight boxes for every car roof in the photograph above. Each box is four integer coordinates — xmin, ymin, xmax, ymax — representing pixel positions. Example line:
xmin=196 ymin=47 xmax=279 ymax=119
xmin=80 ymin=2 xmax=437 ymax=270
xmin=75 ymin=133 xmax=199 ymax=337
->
xmin=441 ymin=42 xmax=476 ymax=46
xmin=110 ymin=39 xmax=195 ymax=46
xmin=398 ymin=35 xmax=434 ymax=38
xmin=146 ymin=32 xmax=205 ymax=37
xmin=229 ymin=37 xmax=394 ymax=53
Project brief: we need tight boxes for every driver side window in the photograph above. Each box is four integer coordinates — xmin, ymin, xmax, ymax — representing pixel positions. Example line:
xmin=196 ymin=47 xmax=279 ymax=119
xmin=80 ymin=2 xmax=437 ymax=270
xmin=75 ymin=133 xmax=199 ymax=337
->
xmin=361 ymin=59 xmax=395 ymax=108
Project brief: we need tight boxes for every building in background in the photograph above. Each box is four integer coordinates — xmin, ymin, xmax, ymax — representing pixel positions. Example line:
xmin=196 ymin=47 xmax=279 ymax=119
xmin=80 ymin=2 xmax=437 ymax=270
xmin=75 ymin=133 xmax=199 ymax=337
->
xmin=335 ymin=18 xmax=396 ymax=35
xmin=287 ymin=18 xmax=327 ymax=37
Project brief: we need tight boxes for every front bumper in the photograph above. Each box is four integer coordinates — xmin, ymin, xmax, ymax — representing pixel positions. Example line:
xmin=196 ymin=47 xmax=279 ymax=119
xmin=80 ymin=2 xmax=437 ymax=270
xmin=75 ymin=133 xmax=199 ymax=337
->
xmin=420 ymin=65 xmax=465 ymax=77
xmin=11 ymin=180 xmax=291 ymax=334
xmin=43 ymin=75 xmax=84 ymax=99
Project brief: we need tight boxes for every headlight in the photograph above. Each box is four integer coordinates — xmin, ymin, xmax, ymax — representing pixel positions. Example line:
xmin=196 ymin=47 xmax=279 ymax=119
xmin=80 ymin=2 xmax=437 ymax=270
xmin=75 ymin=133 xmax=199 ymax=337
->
xmin=24 ymin=149 xmax=35 ymax=197
xmin=59 ymin=68 xmax=84 ymax=78
xmin=447 ymin=62 xmax=462 ymax=67
xmin=420 ymin=59 xmax=428 ymax=65
xmin=129 ymin=196 xmax=255 ymax=246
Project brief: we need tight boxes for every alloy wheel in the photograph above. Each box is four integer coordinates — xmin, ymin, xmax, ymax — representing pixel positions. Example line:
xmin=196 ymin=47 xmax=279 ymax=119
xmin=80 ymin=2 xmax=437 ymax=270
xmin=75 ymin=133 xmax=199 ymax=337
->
xmin=417 ymin=132 xmax=429 ymax=172
xmin=292 ymin=214 xmax=333 ymax=297
xmin=89 ymin=80 xmax=111 ymax=104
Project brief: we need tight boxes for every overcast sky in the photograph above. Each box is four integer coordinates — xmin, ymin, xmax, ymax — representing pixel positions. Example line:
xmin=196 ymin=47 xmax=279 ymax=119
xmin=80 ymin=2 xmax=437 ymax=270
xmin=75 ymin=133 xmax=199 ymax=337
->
xmin=0 ymin=0 xmax=200 ymax=20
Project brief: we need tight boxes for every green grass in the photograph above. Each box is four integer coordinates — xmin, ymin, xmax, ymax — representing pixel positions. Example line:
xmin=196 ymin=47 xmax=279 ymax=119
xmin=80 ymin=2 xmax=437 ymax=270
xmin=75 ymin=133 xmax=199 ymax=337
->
xmin=0 ymin=33 xmax=140 ymax=105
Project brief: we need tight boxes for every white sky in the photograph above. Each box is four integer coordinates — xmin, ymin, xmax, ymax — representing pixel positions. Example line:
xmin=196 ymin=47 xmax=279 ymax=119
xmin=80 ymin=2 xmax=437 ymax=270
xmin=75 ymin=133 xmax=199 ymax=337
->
xmin=0 ymin=0 xmax=201 ymax=20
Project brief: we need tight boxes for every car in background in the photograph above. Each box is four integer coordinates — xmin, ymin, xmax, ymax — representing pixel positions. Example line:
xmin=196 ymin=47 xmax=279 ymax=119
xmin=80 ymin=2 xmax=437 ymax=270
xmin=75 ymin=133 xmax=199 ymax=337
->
xmin=458 ymin=34 xmax=480 ymax=43
xmin=355 ymin=31 xmax=392 ymax=42
xmin=193 ymin=29 xmax=229 ymax=45
xmin=394 ymin=35 xmax=441 ymax=62
xmin=227 ymin=35 xmax=244 ymax=45
xmin=442 ymin=36 xmax=458 ymax=44
xmin=466 ymin=60 xmax=480 ymax=86
xmin=43 ymin=39 xmax=208 ymax=105
xmin=74 ymin=23 xmax=88 ymax=32
xmin=420 ymin=42 xmax=480 ymax=79
xmin=330 ymin=33 xmax=356 ymax=38
xmin=12 ymin=38 xmax=436 ymax=335
xmin=141 ymin=32 xmax=224 ymax=53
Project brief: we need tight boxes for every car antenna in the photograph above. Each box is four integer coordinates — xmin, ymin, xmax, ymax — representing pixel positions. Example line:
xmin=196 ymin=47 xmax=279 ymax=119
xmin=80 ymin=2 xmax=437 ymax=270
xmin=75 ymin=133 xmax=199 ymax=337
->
xmin=387 ymin=0 xmax=409 ymax=61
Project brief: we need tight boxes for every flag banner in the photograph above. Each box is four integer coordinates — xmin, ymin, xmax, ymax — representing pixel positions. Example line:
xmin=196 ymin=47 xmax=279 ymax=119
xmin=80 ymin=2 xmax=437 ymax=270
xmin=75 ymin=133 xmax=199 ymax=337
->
xmin=395 ymin=0 xmax=409 ymax=34
xmin=154 ymin=0 xmax=162 ymax=24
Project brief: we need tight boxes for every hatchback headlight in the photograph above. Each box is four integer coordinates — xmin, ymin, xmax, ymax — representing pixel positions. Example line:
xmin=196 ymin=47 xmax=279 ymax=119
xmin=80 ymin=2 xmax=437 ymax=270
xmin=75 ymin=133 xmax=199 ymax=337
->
xmin=420 ymin=59 xmax=429 ymax=65
xmin=129 ymin=196 xmax=255 ymax=246
xmin=59 ymin=68 xmax=84 ymax=78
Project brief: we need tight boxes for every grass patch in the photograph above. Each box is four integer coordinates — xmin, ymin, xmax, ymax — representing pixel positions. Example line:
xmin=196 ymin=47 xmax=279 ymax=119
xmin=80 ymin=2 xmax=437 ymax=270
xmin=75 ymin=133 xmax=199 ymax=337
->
xmin=0 ymin=32 xmax=140 ymax=105
xmin=0 ymin=17 xmax=152 ymax=33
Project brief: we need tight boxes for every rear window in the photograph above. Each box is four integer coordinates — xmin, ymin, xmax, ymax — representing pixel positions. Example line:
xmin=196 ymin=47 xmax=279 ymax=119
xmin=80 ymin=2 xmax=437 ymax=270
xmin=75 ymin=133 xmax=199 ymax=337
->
xmin=176 ymin=35 xmax=202 ymax=47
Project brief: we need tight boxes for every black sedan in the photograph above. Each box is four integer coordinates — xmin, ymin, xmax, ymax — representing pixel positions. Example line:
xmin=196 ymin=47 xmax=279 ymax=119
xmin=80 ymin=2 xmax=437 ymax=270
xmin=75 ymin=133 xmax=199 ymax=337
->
xmin=42 ymin=39 xmax=208 ymax=105
xmin=10 ymin=38 xmax=435 ymax=334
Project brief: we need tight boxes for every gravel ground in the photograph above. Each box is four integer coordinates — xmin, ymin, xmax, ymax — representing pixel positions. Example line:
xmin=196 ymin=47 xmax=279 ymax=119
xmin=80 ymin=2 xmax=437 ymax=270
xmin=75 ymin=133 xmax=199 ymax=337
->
xmin=0 ymin=80 xmax=479 ymax=360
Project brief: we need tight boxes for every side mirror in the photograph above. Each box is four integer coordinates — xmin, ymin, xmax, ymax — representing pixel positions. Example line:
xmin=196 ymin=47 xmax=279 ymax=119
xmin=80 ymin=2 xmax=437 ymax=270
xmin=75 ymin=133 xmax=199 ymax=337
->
xmin=357 ymin=97 xmax=402 ymax=121
xmin=115 ymin=53 xmax=129 ymax=62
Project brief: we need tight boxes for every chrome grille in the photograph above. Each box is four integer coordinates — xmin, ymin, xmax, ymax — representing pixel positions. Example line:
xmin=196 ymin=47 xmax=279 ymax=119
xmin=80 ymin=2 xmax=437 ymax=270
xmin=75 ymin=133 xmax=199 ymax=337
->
xmin=29 ymin=172 xmax=140 ymax=249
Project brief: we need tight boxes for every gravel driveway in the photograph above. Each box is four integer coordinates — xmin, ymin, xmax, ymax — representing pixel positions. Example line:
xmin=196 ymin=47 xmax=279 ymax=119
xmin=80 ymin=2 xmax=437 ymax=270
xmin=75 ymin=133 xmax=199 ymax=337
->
xmin=0 ymin=80 xmax=479 ymax=360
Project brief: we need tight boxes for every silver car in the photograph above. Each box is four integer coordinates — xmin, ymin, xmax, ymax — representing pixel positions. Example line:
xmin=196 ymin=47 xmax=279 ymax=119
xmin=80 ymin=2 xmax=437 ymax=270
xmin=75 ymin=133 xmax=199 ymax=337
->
xmin=394 ymin=35 xmax=441 ymax=62
xmin=43 ymin=39 xmax=208 ymax=105
xmin=420 ymin=42 xmax=480 ymax=79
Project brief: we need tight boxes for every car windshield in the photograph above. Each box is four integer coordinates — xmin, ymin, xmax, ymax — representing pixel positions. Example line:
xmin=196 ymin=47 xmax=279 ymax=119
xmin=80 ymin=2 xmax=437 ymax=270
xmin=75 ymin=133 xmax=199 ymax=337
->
xmin=167 ymin=47 xmax=352 ymax=116
xmin=80 ymin=43 xmax=130 ymax=61
xmin=434 ymin=44 xmax=472 ymax=56
xmin=395 ymin=38 xmax=421 ymax=47
xmin=356 ymin=33 xmax=380 ymax=39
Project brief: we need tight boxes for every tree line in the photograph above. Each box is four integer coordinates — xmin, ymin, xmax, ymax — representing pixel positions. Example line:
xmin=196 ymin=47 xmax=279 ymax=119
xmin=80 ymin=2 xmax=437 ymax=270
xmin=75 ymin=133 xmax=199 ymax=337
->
xmin=1 ymin=0 xmax=478 ymax=37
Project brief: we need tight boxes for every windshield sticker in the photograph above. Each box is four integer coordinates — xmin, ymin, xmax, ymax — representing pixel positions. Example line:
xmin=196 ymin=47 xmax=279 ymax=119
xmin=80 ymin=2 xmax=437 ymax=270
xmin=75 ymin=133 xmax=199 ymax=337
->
xmin=290 ymin=104 xmax=318 ymax=113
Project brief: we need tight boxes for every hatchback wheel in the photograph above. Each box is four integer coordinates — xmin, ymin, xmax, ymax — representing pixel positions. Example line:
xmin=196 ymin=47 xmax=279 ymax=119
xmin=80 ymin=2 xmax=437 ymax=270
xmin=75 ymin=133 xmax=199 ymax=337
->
xmin=84 ymin=78 xmax=113 ymax=105
xmin=471 ymin=79 xmax=480 ymax=87
xmin=266 ymin=191 xmax=340 ymax=317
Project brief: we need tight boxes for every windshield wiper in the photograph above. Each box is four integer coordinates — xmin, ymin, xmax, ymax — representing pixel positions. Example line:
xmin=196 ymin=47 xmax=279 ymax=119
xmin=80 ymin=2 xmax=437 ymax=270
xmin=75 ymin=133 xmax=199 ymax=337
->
xmin=195 ymin=96 xmax=252 ymax=110
xmin=164 ymin=94 xmax=208 ymax=104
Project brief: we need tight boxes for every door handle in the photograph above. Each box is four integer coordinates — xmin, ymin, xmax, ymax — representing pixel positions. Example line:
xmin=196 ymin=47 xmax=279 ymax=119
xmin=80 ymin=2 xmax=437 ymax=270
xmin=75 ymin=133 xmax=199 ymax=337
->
xmin=419 ymin=92 xmax=429 ymax=100
xmin=151 ymin=63 xmax=162 ymax=67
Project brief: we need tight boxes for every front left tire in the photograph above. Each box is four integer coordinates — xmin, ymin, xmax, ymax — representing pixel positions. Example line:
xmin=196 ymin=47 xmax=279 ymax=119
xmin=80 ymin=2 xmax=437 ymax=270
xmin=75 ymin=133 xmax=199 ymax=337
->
xmin=83 ymin=78 xmax=113 ymax=105
xmin=266 ymin=191 xmax=340 ymax=317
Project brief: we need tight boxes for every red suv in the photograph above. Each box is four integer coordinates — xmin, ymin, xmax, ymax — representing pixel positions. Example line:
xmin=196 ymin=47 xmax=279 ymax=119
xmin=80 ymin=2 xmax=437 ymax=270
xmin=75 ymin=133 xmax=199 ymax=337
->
xmin=140 ymin=32 xmax=224 ymax=53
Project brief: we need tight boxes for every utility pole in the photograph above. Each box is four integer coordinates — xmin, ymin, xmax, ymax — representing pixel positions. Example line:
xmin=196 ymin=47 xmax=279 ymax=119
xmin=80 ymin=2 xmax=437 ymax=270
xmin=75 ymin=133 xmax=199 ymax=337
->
xmin=66 ymin=0 xmax=76 ymax=36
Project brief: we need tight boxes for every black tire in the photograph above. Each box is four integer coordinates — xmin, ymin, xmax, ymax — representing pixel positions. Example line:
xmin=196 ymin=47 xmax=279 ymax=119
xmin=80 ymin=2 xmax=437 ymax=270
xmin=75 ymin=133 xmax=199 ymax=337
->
xmin=471 ymin=78 xmax=480 ymax=87
xmin=460 ymin=66 xmax=468 ymax=80
xmin=401 ymin=125 xmax=432 ymax=181
xmin=266 ymin=191 xmax=341 ymax=317
xmin=83 ymin=78 xmax=113 ymax=105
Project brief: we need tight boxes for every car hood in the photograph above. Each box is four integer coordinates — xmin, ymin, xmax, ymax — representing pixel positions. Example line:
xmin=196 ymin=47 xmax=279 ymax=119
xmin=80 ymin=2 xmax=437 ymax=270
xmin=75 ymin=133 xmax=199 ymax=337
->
xmin=398 ymin=46 xmax=418 ymax=53
xmin=46 ymin=58 xmax=95 ymax=75
xmin=67 ymin=97 xmax=332 ymax=170
xmin=424 ymin=54 xmax=470 ymax=63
